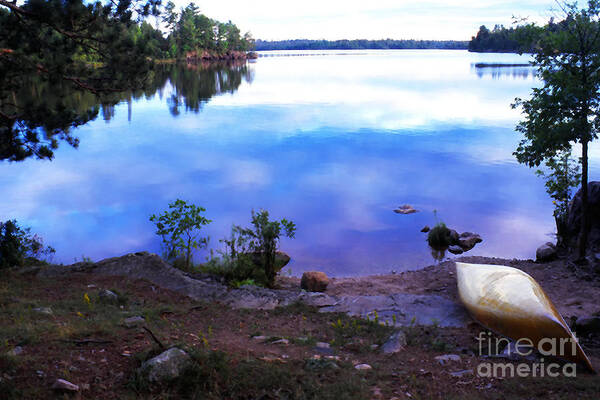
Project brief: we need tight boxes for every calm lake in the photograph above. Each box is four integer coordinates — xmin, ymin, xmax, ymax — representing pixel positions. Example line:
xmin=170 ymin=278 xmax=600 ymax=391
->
xmin=4 ymin=50 xmax=599 ymax=276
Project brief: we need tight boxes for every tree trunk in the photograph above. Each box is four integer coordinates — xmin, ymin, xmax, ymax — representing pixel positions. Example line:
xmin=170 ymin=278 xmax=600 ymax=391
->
xmin=578 ymin=139 xmax=589 ymax=260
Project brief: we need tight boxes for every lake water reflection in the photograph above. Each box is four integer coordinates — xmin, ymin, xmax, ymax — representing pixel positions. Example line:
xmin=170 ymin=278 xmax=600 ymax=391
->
xmin=4 ymin=50 xmax=596 ymax=276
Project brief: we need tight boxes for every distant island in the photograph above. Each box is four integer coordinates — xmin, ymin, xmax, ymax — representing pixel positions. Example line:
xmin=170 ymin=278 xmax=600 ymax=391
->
xmin=254 ymin=39 xmax=468 ymax=51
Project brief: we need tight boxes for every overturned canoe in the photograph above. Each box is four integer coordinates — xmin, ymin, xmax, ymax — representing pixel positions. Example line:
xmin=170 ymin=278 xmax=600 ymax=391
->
xmin=456 ymin=262 xmax=595 ymax=372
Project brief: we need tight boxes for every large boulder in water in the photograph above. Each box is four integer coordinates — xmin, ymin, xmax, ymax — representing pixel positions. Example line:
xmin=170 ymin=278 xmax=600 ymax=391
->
xmin=566 ymin=181 xmax=600 ymax=251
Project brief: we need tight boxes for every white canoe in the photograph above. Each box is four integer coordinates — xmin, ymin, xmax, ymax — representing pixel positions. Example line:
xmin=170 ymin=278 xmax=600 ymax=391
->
xmin=456 ymin=262 xmax=594 ymax=372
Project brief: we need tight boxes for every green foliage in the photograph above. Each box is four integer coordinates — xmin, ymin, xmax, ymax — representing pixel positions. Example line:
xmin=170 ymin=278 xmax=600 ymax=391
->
xmin=232 ymin=210 xmax=295 ymax=288
xmin=512 ymin=0 xmax=600 ymax=256
xmin=149 ymin=199 xmax=211 ymax=270
xmin=203 ymin=210 xmax=295 ymax=288
xmin=163 ymin=2 xmax=254 ymax=58
xmin=0 ymin=220 xmax=55 ymax=269
xmin=536 ymin=150 xmax=581 ymax=245
xmin=468 ymin=23 xmax=544 ymax=53
xmin=427 ymin=222 xmax=451 ymax=250
xmin=330 ymin=315 xmax=394 ymax=349
xmin=255 ymin=38 xmax=468 ymax=51
xmin=0 ymin=0 xmax=164 ymax=161
xmin=131 ymin=347 xmax=368 ymax=399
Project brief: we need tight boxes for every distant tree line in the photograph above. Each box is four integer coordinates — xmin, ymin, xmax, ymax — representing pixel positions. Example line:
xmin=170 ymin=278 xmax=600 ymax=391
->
xmin=468 ymin=19 xmax=577 ymax=53
xmin=255 ymin=39 xmax=468 ymax=51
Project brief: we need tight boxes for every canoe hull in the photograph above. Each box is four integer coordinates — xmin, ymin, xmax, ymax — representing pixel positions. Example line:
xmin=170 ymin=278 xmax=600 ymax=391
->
xmin=456 ymin=262 xmax=594 ymax=372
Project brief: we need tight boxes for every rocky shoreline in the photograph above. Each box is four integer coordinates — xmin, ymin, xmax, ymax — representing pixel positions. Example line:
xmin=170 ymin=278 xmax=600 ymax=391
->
xmin=29 ymin=251 xmax=600 ymax=331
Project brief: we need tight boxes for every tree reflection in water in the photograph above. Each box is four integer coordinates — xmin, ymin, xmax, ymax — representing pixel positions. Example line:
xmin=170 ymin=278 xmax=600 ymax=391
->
xmin=0 ymin=61 xmax=253 ymax=162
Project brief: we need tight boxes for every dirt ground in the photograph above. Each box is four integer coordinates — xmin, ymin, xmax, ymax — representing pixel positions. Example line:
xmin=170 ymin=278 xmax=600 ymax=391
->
xmin=1 ymin=256 xmax=600 ymax=399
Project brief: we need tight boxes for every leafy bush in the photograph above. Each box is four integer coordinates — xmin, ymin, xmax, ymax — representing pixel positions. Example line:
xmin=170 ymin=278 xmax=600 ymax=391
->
xmin=202 ymin=210 xmax=295 ymax=288
xmin=536 ymin=150 xmax=580 ymax=247
xmin=427 ymin=222 xmax=451 ymax=250
xmin=0 ymin=220 xmax=55 ymax=269
xmin=149 ymin=199 xmax=211 ymax=270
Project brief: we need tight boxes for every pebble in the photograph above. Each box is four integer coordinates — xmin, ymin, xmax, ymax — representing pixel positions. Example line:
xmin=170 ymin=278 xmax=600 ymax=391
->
xmin=354 ymin=363 xmax=372 ymax=370
xmin=52 ymin=379 xmax=79 ymax=392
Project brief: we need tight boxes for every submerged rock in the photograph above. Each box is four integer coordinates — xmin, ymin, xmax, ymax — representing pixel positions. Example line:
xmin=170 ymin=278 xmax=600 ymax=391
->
xmin=394 ymin=205 xmax=418 ymax=214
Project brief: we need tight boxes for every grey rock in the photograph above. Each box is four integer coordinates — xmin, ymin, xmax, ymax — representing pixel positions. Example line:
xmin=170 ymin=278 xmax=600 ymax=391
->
xmin=448 ymin=230 xmax=460 ymax=244
xmin=141 ymin=348 xmax=191 ymax=383
xmin=270 ymin=338 xmax=289 ymax=345
xmin=434 ymin=354 xmax=461 ymax=365
xmin=458 ymin=234 xmax=482 ymax=251
xmin=394 ymin=205 xmax=417 ymax=214
xmin=98 ymin=289 xmax=119 ymax=304
xmin=33 ymin=307 xmax=53 ymax=315
xmin=313 ymin=346 xmax=334 ymax=356
xmin=52 ymin=379 xmax=79 ymax=392
xmin=251 ymin=335 xmax=270 ymax=341
xmin=567 ymin=182 xmax=600 ymax=250
xmin=124 ymin=316 xmax=145 ymax=328
xmin=354 ymin=363 xmax=372 ymax=370
xmin=536 ymin=242 xmax=557 ymax=262
xmin=575 ymin=316 xmax=600 ymax=335
xmin=449 ymin=369 xmax=473 ymax=378
xmin=381 ymin=331 xmax=407 ymax=354
xmin=320 ymin=293 xmax=470 ymax=328
xmin=315 ymin=342 xmax=330 ymax=349
xmin=448 ymin=245 xmax=464 ymax=255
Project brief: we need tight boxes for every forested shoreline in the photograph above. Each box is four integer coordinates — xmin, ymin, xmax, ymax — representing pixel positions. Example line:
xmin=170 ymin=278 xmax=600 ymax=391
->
xmin=255 ymin=39 xmax=468 ymax=51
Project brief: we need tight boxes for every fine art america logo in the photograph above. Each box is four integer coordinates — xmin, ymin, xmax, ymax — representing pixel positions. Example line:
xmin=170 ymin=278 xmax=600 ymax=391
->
xmin=476 ymin=331 xmax=578 ymax=378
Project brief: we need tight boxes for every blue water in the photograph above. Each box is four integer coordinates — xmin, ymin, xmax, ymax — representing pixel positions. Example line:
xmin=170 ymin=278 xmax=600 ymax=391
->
xmin=4 ymin=50 xmax=594 ymax=276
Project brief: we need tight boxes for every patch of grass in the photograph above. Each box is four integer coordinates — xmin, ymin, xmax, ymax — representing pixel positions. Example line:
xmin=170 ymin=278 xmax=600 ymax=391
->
xmin=330 ymin=314 xmax=394 ymax=350
xmin=130 ymin=348 xmax=369 ymax=400
xmin=270 ymin=300 xmax=320 ymax=317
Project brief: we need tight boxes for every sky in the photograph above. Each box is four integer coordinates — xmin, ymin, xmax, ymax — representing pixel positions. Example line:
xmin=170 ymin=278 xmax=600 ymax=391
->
xmin=168 ymin=0 xmax=559 ymax=41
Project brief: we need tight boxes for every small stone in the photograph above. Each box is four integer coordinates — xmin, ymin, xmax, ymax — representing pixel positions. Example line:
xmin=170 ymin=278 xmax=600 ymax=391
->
xmin=370 ymin=344 xmax=379 ymax=350
xmin=271 ymin=338 xmax=289 ymax=345
xmin=123 ymin=316 xmax=145 ymax=328
xmin=458 ymin=234 xmax=482 ymax=251
xmin=52 ymin=379 xmax=79 ymax=392
xmin=252 ymin=335 xmax=270 ymax=341
xmin=301 ymin=271 xmax=329 ymax=292
xmin=7 ymin=346 xmax=23 ymax=356
xmin=448 ymin=245 xmax=464 ymax=255
xmin=421 ymin=226 xmax=430 ymax=233
xmin=98 ymin=289 xmax=119 ymax=304
xmin=354 ymin=363 xmax=372 ymax=370
xmin=33 ymin=307 xmax=53 ymax=315
xmin=394 ymin=205 xmax=418 ymax=214
xmin=449 ymin=369 xmax=473 ymax=378
xmin=382 ymin=331 xmax=407 ymax=354
xmin=140 ymin=348 xmax=191 ymax=383
xmin=434 ymin=354 xmax=461 ymax=365
xmin=315 ymin=342 xmax=330 ymax=349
